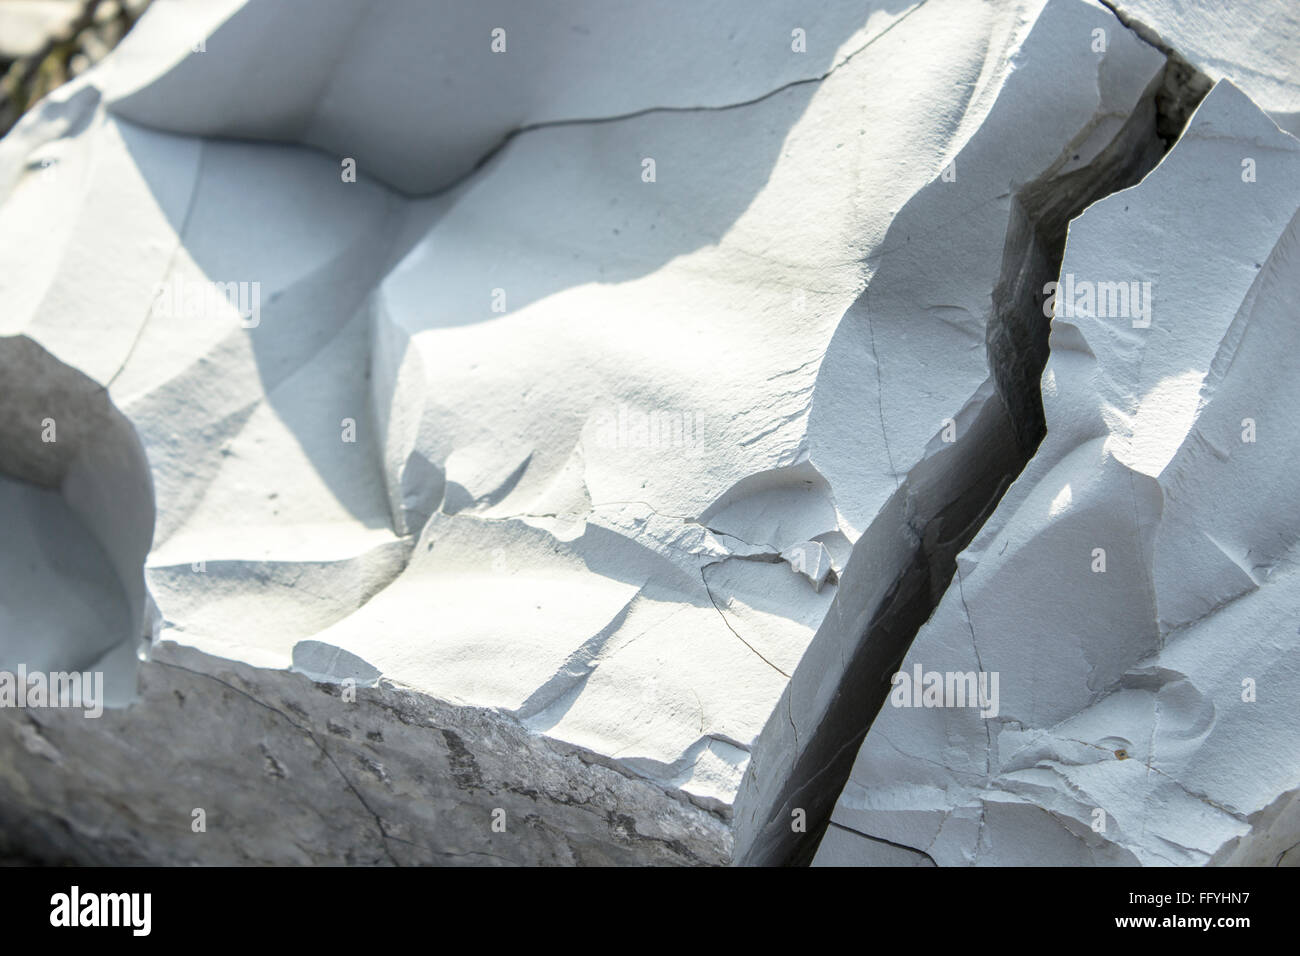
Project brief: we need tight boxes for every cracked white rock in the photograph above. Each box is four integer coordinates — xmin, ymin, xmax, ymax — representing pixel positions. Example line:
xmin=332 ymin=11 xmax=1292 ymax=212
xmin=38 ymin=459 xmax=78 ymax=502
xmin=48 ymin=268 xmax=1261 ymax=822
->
xmin=815 ymin=81 xmax=1300 ymax=867
xmin=1106 ymin=0 xmax=1300 ymax=137
xmin=0 ymin=0 xmax=1273 ymax=867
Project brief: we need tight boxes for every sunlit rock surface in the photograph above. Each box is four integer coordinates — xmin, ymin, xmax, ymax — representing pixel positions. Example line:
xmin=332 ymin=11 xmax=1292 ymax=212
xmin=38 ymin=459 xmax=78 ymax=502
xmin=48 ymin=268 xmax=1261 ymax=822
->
xmin=1106 ymin=0 xmax=1300 ymax=137
xmin=0 ymin=0 xmax=1294 ymax=866
xmin=816 ymin=82 xmax=1300 ymax=867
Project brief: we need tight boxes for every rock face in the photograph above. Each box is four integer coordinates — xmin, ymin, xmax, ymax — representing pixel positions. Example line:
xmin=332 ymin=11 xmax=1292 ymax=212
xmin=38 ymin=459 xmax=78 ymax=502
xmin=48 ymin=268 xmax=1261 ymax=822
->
xmin=816 ymin=81 xmax=1300 ymax=866
xmin=0 ymin=0 xmax=1295 ymax=867
xmin=1106 ymin=0 xmax=1300 ymax=137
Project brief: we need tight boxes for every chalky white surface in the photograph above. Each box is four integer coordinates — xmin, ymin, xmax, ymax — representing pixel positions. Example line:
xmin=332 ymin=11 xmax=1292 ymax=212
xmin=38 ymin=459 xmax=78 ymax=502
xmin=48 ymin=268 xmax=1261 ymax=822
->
xmin=817 ymin=82 xmax=1300 ymax=866
xmin=0 ymin=0 xmax=1294 ymax=865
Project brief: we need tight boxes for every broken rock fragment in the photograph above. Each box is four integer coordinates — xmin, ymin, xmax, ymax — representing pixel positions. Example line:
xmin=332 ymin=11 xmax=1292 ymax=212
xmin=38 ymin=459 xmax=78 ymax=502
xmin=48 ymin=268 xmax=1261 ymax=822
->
xmin=816 ymin=81 xmax=1300 ymax=867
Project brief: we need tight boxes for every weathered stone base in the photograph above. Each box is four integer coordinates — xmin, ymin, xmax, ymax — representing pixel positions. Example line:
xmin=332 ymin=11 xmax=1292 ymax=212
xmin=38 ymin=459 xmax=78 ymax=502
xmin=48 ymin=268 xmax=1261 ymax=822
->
xmin=0 ymin=641 xmax=732 ymax=866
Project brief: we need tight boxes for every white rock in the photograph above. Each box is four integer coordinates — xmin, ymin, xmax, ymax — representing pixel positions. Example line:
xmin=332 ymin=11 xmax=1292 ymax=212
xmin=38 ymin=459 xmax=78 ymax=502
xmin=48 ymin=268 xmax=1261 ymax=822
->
xmin=1108 ymin=0 xmax=1300 ymax=136
xmin=99 ymin=0 xmax=926 ymax=195
xmin=3 ymin=0 xmax=1261 ymax=866
xmin=815 ymin=81 xmax=1300 ymax=866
